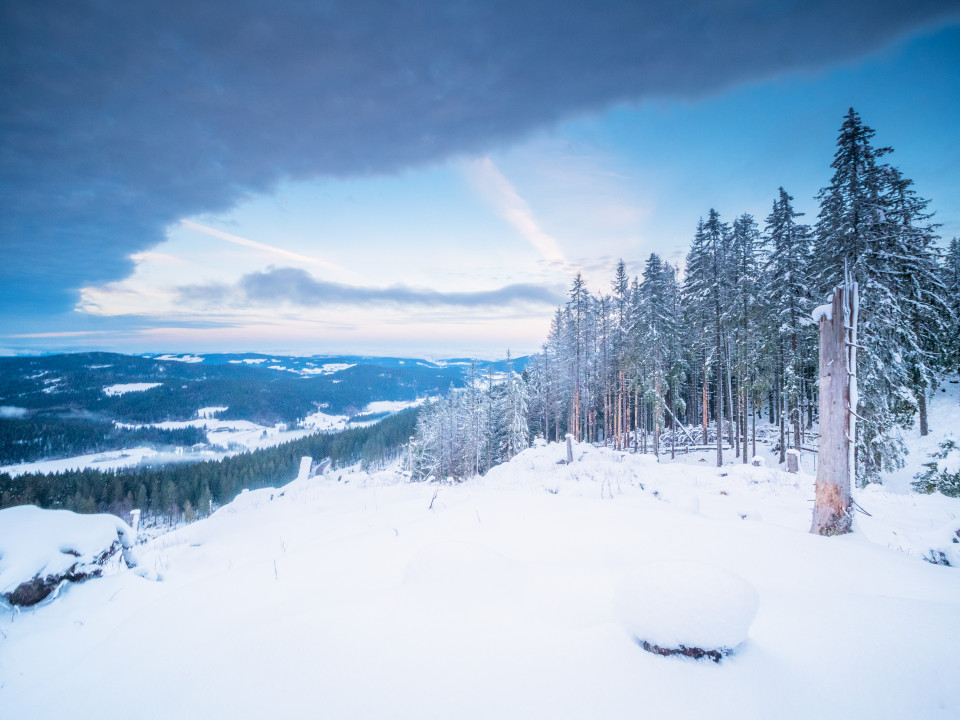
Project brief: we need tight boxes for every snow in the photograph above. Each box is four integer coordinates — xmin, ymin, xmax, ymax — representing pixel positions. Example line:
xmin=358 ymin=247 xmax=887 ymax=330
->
xmin=300 ymin=409 xmax=350 ymax=431
xmin=154 ymin=354 xmax=204 ymax=363
xmin=1 ymin=446 xmax=164 ymax=478
xmin=197 ymin=406 xmax=228 ymax=419
xmin=103 ymin=382 xmax=162 ymax=396
xmin=0 ymin=506 xmax=134 ymax=596
xmin=364 ymin=398 xmax=427 ymax=413
xmin=300 ymin=362 xmax=356 ymax=375
xmin=3 ymin=442 xmax=959 ymax=718
xmin=812 ymin=303 xmax=832 ymax=322
xmin=879 ymin=376 xmax=960 ymax=493
xmin=615 ymin=561 xmax=759 ymax=652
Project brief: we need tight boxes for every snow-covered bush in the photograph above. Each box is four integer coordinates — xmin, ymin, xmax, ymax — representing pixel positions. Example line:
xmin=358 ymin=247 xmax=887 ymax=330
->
xmin=913 ymin=437 xmax=960 ymax=497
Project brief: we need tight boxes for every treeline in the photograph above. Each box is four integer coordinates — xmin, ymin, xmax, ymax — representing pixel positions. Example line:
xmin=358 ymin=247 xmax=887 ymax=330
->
xmin=0 ymin=408 xmax=420 ymax=520
xmin=410 ymin=362 xmax=529 ymax=481
xmin=0 ymin=416 xmax=207 ymax=464
xmin=521 ymin=109 xmax=958 ymax=486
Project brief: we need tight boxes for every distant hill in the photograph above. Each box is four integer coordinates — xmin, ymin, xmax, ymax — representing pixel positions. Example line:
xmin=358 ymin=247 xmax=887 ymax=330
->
xmin=0 ymin=352 xmax=528 ymax=465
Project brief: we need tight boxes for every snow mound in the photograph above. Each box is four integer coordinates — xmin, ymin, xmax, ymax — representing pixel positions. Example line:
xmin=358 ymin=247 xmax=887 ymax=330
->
xmin=812 ymin=303 xmax=833 ymax=323
xmin=615 ymin=561 xmax=759 ymax=655
xmin=0 ymin=506 xmax=137 ymax=603
xmin=403 ymin=542 xmax=525 ymax=599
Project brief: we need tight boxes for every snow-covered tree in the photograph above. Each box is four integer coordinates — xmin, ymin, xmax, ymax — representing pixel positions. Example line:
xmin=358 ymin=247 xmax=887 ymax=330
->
xmin=943 ymin=237 xmax=960 ymax=371
xmin=764 ymin=188 xmax=815 ymax=460
xmin=813 ymin=109 xmax=948 ymax=483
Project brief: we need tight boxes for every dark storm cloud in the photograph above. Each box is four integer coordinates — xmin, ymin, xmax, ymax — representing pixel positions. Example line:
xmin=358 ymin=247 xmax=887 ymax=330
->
xmin=3 ymin=0 xmax=958 ymax=313
xmin=181 ymin=268 xmax=565 ymax=308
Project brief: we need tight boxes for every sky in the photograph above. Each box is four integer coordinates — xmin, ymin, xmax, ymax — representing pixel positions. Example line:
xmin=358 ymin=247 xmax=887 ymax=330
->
xmin=2 ymin=1 xmax=959 ymax=359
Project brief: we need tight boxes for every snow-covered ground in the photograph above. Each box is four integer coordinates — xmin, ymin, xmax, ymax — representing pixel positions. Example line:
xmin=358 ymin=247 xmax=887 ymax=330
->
xmin=0 ymin=446 xmax=173 ymax=477
xmin=364 ymin=398 xmax=428 ymax=414
xmin=103 ymin=382 xmax=162 ymax=396
xmin=153 ymin=353 xmax=204 ymax=363
xmin=2 ymin=441 xmax=958 ymax=719
xmin=660 ymin=374 xmax=960 ymax=492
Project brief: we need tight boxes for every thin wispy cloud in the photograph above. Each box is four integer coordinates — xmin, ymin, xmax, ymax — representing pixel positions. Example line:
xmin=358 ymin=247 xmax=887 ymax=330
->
xmin=466 ymin=158 xmax=569 ymax=266
xmin=180 ymin=220 xmax=347 ymax=274
xmin=10 ymin=330 xmax=112 ymax=339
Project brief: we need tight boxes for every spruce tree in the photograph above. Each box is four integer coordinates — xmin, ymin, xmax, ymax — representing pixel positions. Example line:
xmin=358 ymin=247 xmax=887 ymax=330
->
xmin=764 ymin=188 xmax=815 ymax=458
xmin=813 ymin=109 xmax=947 ymax=483
xmin=943 ymin=238 xmax=960 ymax=371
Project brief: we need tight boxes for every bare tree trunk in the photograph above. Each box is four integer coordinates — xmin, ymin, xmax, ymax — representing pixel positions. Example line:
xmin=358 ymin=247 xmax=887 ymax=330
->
xmin=724 ymin=345 xmax=734 ymax=451
xmin=741 ymin=385 xmax=748 ymax=464
xmin=671 ymin=401 xmax=676 ymax=459
xmin=918 ymin=390 xmax=929 ymax=437
xmin=716 ymin=361 xmax=723 ymax=467
xmin=779 ymin=375 xmax=787 ymax=465
xmin=702 ymin=356 xmax=709 ymax=443
xmin=811 ymin=278 xmax=857 ymax=536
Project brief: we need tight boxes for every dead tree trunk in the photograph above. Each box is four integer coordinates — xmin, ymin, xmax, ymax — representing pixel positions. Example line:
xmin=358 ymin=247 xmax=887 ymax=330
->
xmin=811 ymin=275 xmax=858 ymax=536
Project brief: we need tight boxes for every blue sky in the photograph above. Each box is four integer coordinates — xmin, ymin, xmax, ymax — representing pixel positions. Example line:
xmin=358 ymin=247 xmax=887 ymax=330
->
xmin=2 ymin=2 xmax=958 ymax=358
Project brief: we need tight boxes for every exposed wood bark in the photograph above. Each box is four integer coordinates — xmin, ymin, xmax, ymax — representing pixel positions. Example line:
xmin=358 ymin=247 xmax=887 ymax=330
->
xmin=811 ymin=278 xmax=857 ymax=536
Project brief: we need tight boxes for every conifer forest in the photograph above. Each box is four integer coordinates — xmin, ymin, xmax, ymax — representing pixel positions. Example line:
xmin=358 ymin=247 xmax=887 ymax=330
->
xmin=412 ymin=110 xmax=960 ymax=490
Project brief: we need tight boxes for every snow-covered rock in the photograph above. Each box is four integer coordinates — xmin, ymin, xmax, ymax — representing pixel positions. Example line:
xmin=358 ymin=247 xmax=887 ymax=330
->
xmin=614 ymin=561 xmax=759 ymax=657
xmin=0 ymin=506 xmax=139 ymax=605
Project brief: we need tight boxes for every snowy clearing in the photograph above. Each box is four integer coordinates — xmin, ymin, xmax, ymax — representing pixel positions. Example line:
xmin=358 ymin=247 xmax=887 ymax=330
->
xmin=1 ymin=446 xmax=166 ymax=478
xmin=2 ymin=441 xmax=958 ymax=719
xmin=364 ymin=398 xmax=427 ymax=413
xmin=154 ymin=354 xmax=204 ymax=363
xmin=301 ymin=362 xmax=356 ymax=375
xmin=103 ymin=382 xmax=162 ymax=396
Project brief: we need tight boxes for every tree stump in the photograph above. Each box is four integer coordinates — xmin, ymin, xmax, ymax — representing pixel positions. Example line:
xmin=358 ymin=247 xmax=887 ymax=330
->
xmin=786 ymin=449 xmax=800 ymax=474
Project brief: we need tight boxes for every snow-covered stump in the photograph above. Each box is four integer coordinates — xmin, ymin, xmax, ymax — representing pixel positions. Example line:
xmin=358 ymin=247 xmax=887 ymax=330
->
xmin=615 ymin=562 xmax=759 ymax=663
xmin=811 ymin=275 xmax=858 ymax=536
xmin=566 ymin=434 xmax=574 ymax=464
xmin=786 ymin=449 xmax=800 ymax=474
xmin=297 ymin=456 xmax=313 ymax=482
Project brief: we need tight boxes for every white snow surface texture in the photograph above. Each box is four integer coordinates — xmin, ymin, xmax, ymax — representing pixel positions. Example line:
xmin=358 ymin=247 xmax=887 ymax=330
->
xmin=2 ymin=442 xmax=960 ymax=719
xmin=615 ymin=561 xmax=759 ymax=650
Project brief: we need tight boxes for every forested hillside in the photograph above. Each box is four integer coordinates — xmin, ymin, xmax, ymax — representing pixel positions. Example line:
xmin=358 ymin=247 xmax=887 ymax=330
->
xmin=412 ymin=110 xmax=960 ymax=490
xmin=0 ymin=408 xmax=420 ymax=520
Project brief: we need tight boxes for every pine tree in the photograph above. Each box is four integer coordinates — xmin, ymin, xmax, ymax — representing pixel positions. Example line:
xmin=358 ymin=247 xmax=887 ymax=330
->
xmin=764 ymin=188 xmax=815 ymax=461
xmin=729 ymin=213 xmax=764 ymax=461
xmin=683 ymin=219 xmax=714 ymax=445
xmin=501 ymin=353 xmax=530 ymax=460
xmin=813 ymin=109 xmax=948 ymax=483
xmin=943 ymin=238 xmax=960 ymax=371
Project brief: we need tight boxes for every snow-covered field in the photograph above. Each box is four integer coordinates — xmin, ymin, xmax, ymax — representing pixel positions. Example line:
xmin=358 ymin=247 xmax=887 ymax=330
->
xmin=103 ymin=382 xmax=163 ymax=396
xmin=2 ymin=441 xmax=958 ymax=719
xmin=0 ymin=446 xmax=179 ymax=477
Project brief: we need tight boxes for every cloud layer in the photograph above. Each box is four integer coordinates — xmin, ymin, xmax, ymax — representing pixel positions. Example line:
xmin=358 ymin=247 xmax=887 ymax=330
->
xmin=181 ymin=267 xmax=565 ymax=309
xmin=3 ymin=0 xmax=958 ymax=314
